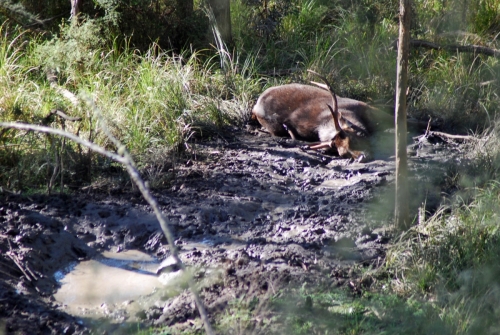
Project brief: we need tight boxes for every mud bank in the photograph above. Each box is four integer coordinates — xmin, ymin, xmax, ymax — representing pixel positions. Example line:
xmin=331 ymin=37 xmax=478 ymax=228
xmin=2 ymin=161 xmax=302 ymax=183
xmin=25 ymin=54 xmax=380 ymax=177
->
xmin=0 ymin=128 xmax=468 ymax=334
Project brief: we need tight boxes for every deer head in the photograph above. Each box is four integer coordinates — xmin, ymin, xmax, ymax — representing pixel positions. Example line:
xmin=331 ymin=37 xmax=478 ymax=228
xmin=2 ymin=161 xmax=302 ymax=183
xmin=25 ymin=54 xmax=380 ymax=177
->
xmin=306 ymin=70 xmax=367 ymax=161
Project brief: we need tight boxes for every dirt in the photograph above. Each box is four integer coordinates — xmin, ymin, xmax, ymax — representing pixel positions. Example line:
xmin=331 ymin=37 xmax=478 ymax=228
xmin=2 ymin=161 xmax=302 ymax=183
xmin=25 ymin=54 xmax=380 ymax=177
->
xmin=0 ymin=126 xmax=468 ymax=334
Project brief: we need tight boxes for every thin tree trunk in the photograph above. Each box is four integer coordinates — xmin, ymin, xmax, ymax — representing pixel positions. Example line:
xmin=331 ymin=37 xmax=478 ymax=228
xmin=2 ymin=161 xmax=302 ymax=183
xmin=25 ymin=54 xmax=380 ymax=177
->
xmin=394 ymin=0 xmax=410 ymax=230
xmin=70 ymin=0 xmax=81 ymax=21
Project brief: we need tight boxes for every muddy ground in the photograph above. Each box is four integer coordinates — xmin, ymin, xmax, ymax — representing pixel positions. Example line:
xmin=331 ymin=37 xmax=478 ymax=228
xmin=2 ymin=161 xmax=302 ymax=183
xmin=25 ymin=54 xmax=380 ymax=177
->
xmin=0 ymin=126 xmax=467 ymax=334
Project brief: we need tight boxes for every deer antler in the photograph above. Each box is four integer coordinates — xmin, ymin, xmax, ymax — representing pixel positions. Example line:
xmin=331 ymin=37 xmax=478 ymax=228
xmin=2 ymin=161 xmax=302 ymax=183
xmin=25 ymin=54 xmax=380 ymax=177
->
xmin=307 ymin=70 xmax=339 ymax=125
xmin=308 ymin=104 xmax=342 ymax=151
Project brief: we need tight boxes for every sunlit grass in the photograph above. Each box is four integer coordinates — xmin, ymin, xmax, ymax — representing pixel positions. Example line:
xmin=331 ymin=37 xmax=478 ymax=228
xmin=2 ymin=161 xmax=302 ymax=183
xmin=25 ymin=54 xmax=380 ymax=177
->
xmin=0 ymin=20 xmax=262 ymax=191
xmin=410 ymin=52 xmax=500 ymax=131
xmin=386 ymin=176 xmax=500 ymax=334
xmin=214 ymin=284 xmax=453 ymax=335
xmin=2 ymin=2 xmax=500 ymax=332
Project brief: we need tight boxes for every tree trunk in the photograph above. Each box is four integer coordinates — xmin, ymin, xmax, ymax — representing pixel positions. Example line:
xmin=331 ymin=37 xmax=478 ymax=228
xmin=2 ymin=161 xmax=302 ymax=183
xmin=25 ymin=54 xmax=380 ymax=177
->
xmin=394 ymin=0 xmax=411 ymax=230
xmin=207 ymin=0 xmax=232 ymax=43
xmin=70 ymin=0 xmax=81 ymax=21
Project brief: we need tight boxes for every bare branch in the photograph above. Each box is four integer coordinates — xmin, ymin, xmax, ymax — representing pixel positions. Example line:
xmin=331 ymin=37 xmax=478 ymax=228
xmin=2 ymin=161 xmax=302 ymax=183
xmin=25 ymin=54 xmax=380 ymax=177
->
xmin=0 ymin=122 xmax=126 ymax=163
xmin=51 ymin=109 xmax=82 ymax=122
xmin=44 ymin=109 xmax=82 ymax=123
xmin=429 ymin=131 xmax=478 ymax=141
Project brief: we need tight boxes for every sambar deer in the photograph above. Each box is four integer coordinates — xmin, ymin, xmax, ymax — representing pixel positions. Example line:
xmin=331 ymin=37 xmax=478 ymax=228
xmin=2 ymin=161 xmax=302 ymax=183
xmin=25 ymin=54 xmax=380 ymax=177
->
xmin=252 ymin=70 xmax=390 ymax=161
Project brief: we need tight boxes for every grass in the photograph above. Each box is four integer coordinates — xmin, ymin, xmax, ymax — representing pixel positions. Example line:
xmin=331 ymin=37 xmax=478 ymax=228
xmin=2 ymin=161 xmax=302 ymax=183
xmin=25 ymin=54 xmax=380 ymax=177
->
xmin=0 ymin=18 xmax=262 ymax=191
xmin=2 ymin=0 xmax=500 ymax=191
xmin=385 ymin=175 xmax=500 ymax=334
xmin=214 ymin=283 xmax=453 ymax=335
xmin=2 ymin=0 xmax=500 ymax=334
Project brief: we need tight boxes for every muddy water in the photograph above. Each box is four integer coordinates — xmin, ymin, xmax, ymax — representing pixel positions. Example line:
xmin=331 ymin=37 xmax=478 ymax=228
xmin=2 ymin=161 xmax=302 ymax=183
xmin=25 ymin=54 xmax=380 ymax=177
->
xmin=54 ymin=250 xmax=163 ymax=320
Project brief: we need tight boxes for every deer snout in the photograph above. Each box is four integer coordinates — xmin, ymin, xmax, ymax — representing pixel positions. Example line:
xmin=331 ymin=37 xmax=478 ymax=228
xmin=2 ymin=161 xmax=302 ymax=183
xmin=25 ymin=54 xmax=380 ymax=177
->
xmin=332 ymin=132 xmax=370 ymax=162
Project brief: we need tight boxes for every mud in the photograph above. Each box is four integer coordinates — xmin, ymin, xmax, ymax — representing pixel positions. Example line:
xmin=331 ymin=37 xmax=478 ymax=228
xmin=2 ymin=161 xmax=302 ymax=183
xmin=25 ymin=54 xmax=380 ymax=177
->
xmin=0 ymin=127 xmax=468 ymax=334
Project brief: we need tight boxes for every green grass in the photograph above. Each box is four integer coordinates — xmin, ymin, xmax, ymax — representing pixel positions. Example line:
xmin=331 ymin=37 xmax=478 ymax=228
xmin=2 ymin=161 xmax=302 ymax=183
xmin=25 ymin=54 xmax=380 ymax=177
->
xmin=2 ymin=2 xmax=500 ymax=332
xmin=215 ymin=284 xmax=453 ymax=335
xmin=0 ymin=18 xmax=262 ymax=191
xmin=2 ymin=0 xmax=500 ymax=191
xmin=386 ymin=178 xmax=500 ymax=335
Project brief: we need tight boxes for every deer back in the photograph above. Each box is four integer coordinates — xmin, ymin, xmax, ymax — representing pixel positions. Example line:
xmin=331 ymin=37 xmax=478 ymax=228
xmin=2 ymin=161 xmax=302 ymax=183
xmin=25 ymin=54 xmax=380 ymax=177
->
xmin=252 ymin=84 xmax=376 ymax=142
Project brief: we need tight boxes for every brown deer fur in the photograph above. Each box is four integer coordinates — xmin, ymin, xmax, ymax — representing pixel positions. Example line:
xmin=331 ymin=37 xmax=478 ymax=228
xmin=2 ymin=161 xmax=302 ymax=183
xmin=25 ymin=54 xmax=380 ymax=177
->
xmin=252 ymin=80 xmax=388 ymax=160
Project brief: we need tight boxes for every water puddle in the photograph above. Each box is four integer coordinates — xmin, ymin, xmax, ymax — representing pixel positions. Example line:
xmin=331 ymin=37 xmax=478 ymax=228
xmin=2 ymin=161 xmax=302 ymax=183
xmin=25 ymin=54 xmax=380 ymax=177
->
xmin=319 ymin=178 xmax=362 ymax=189
xmin=54 ymin=249 xmax=223 ymax=322
xmin=54 ymin=250 xmax=165 ymax=320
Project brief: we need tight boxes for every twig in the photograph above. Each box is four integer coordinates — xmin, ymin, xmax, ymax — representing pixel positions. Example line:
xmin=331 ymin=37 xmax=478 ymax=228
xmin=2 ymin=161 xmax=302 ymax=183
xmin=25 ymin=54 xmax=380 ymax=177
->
xmin=0 ymin=123 xmax=127 ymax=164
xmin=424 ymin=118 xmax=432 ymax=137
xmin=0 ymin=186 xmax=19 ymax=195
xmin=0 ymin=120 xmax=215 ymax=335
xmin=0 ymin=268 xmax=17 ymax=279
xmin=429 ymin=131 xmax=479 ymax=141
xmin=43 ymin=109 xmax=82 ymax=123
xmin=6 ymin=252 xmax=33 ymax=282
xmin=46 ymin=71 xmax=79 ymax=106
xmin=0 ymin=258 xmax=22 ymax=275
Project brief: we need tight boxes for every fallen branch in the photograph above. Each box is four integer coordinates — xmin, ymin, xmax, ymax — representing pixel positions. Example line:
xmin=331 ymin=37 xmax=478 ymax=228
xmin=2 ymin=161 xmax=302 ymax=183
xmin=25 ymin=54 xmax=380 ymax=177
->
xmin=428 ymin=131 xmax=479 ymax=142
xmin=43 ymin=109 xmax=82 ymax=123
xmin=0 ymin=123 xmax=126 ymax=163
xmin=414 ymin=130 xmax=479 ymax=143
xmin=393 ymin=39 xmax=500 ymax=58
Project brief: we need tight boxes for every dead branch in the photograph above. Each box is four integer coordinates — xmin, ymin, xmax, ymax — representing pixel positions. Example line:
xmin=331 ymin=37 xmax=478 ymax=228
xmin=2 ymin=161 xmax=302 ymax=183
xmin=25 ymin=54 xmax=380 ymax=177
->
xmin=0 ymin=122 xmax=127 ymax=164
xmin=43 ymin=109 xmax=82 ymax=123
xmin=0 ymin=257 xmax=22 ymax=274
xmin=393 ymin=39 xmax=500 ymax=58
xmin=414 ymin=130 xmax=479 ymax=143
xmin=0 ymin=267 xmax=18 ymax=279
xmin=427 ymin=131 xmax=479 ymax=142
xmin=6 ymin=252 xmax=33 ymax=282
xmin=0 ymin=186 xmax=19 ymax=195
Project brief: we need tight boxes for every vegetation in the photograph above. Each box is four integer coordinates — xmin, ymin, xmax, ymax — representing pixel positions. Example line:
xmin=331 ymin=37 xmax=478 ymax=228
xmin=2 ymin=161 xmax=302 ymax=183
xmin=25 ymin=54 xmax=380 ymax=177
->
xmin=2 ymin=0 xmax=500 ymax=334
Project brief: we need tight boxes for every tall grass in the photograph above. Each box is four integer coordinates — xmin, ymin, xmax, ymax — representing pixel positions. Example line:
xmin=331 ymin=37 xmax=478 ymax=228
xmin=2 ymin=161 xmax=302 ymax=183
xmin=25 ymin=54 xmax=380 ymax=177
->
xmin=2 ymin=1 xmax=500 ymax=334
xmin=385 ymin=180 xmax=500 ymax=334
xmin=0 ymin=19 xmax=262 ymax=191
xmin=410 ymin=53 xmax=500 ymax=132
xmin=232 ymin=0 xmax=398 ymax=105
